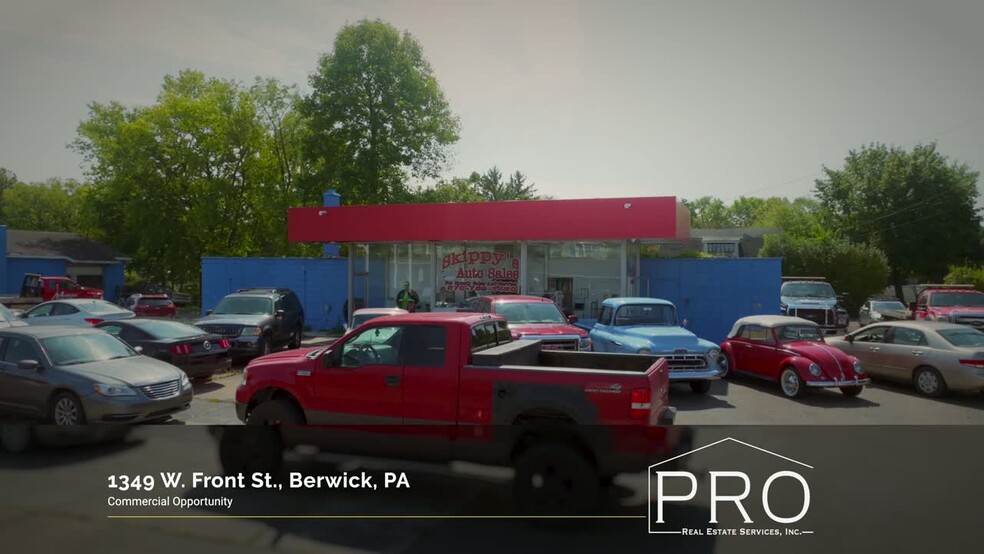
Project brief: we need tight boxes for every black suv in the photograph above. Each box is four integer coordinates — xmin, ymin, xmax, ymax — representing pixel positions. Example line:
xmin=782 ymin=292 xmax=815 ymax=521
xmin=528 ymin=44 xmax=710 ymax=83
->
xmin=194 ymin=288 xmax=305 ymax=358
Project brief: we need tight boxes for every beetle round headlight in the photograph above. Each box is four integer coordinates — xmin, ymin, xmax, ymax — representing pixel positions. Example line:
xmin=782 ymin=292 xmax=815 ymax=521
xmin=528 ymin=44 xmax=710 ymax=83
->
xmin=707 ymin=348 xmax=720 ymax=362
xmin=808 ymin=363 xmax=822 ymax=377
xmin=854 ymin=361 xmax=864 ymax=374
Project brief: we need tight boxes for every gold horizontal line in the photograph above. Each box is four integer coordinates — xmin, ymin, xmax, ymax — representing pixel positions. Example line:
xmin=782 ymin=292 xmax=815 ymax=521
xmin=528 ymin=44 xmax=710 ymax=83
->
xmin=108 ymin=515 xmax=646 ymax=520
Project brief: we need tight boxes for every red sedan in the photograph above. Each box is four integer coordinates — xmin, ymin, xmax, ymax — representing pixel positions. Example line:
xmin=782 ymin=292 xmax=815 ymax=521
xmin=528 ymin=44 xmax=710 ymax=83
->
xmin=720 ymin=315 xmax=870 ymax=398
xmin=121 ymin=294 xmax=177 ymax=318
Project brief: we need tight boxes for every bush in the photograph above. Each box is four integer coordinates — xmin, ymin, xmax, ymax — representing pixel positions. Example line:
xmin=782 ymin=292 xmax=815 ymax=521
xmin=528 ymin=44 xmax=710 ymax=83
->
xmin=944 ymin=264 xmax=984 ymax=290
xmin=761 ymin=235 xmax=890 ymax=314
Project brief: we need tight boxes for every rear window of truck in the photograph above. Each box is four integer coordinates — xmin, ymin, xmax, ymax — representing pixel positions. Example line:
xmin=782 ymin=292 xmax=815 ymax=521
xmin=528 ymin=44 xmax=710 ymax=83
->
xmin=471 ymin=320 xmax=511 ymax=352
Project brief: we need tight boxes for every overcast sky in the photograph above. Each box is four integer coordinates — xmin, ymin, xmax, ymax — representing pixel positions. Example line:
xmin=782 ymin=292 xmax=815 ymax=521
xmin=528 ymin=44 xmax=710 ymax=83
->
xmin=2 ymin=0 xmax=983 ymax=203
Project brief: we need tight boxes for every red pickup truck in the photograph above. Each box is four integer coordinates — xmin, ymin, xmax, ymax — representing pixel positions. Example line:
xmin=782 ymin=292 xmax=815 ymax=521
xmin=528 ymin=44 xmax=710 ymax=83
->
xmin=227 ymin=312 xmax=681 ymax=513
xmin=23 ymin=274 xmax=104 ymax=301
xmin=909 ymin=284 xmax=984 ymax=328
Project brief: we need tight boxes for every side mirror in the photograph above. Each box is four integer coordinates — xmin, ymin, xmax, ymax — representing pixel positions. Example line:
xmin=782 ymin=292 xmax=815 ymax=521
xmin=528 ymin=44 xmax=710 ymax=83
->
xmin=321 ymin=349 xmax=340 ymax=368
xmin=17 ymin=359 xmax=40 ymax=371
xmin=845 ymin=334 xmax=854 ymax=343
xmin=566 ymin=314 xmax=578 ymax=324
xmin=134 ymin=346 xmax=144 ymax=354
xmin=682 ymin=319 xmax=690 ymax=328
xmin=206 ymin=309 xmax=214 ymax=316
xmin=276 ymin=309 xmax=285 ymax=319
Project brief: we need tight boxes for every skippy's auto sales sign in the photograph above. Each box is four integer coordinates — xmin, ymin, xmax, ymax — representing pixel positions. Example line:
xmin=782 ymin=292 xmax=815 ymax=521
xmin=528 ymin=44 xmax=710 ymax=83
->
xmin=649 ymin=438 xmax=815 ymax=537
xmin=440 ymin=250 xmax=520 ymax=293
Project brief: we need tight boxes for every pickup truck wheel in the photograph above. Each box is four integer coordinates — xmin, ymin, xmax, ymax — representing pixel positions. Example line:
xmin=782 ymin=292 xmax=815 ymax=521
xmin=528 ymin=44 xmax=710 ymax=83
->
xmin=289 ymin=325 xmax=302 ymax=349
xmin=258 ymin=335 xmax=272 ymax=357
xmin=219 ymin=427 xmax=283 ymax=476
xmin=513 ymin=444 xmax=601 ymax=516
xmin=247 ymin=399 xmax=305 ymax=425
xmin=779 ymin=368 xmax=806 ymax=399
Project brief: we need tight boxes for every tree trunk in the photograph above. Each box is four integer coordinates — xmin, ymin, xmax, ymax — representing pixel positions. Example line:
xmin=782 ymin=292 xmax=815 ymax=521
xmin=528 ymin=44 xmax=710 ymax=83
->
xmin=892 ymin=267 xmax=905 ymax=302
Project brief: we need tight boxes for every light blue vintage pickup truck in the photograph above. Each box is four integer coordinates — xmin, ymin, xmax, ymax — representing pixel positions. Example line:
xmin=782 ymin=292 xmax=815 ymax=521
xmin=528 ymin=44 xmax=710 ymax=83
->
xmin=588 ymin=297 xmax=727 ymax=393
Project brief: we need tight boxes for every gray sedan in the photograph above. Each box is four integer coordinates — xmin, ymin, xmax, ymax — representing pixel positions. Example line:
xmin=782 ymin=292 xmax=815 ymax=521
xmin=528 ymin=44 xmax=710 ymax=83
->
xmin=20 ymin=299 xmax=135 ymax=327
xmin=828 ymin=321 xmax=984 ymax=397
xmin=0 ymin=326 xmax=193 ymax=424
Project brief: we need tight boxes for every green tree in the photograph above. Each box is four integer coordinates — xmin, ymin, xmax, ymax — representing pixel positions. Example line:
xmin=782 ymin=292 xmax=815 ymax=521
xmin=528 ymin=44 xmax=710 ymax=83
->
xmin=73 ymin=70 xmax=320 ymax=287
xmin=815 ymin=143 xmax=981 ymax=298
xmin=1 ymin=179 xmax=83 ymax=232
xmin=761 ymin=235 xmax=890 ymax=313
xmin=302 ymin=19 xmax=460 ymax=205
xmin=683 ymin=196 xmax=730 ymax=228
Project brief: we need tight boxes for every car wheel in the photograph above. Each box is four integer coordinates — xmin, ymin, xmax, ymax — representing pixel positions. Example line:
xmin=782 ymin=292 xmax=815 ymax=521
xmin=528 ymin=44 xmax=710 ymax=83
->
xmin=219 ymin=426 xmax=283 ymax=477
xmin=913 ymin=366 xmax=947 ymax=397
xmin=718 ymin=354 xmax=731 ymax=378
xmin=246 ymin=399 xmax=305 ymax=425
xmin=513 ymin=443 xmax=601 ymax=516
xmin=779 ymin=368 xmax=806 ymax=399
xmin=0 ymin=424 xmax=34 ymax=453
xmin=840 ymin=385 xmax=864 ymax=398
xmin=50 ymin=392 xmax=86 ymax=425
xmin=689 ymin=380 xmax=712 ymax=394
xmin=259 ymin=335 xmax=272 ymax=357
xmin=289 ymin=325 xmax=302 ymax=349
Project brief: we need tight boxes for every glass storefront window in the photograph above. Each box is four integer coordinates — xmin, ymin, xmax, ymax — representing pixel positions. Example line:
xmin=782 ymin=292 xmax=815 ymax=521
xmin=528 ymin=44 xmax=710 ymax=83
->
xmin=436 ymin=243 xmax=518 ymax=309
xmin=526 ymin=241 xmax=624 ymax=320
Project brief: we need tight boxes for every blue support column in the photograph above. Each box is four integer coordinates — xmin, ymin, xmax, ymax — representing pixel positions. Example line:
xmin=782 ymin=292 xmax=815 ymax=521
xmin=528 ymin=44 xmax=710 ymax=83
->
xmin=322 ymin=189 xmax=341 ymax=258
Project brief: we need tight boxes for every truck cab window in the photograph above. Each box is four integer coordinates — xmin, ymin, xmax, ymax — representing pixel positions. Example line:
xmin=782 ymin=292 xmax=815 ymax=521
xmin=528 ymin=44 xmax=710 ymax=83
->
xmin=403 ymin=326 xmax=447 ymax=367
xmin=341 ymin=326 xmax=403 ymax=367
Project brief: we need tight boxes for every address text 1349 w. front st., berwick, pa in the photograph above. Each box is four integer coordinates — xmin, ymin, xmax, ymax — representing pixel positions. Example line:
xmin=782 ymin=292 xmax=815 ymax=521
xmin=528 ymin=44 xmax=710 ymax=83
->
xmin=107 ymin=471 xmax=412 ymax=494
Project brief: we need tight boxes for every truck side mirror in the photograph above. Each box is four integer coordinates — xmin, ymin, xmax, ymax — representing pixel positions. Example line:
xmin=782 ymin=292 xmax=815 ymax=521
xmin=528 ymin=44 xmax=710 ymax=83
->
xmin=275 ymin=309 xmax=285 ymax=319
xmin=566 ymin=314 xmax=578 ymax=324
xmin=908 ymin=302 xmax=916 ymax=311
xmin=206 ymin=309 xmax=214 ymax=316
xmin=321 ymin=349 xmax=340 ymax=368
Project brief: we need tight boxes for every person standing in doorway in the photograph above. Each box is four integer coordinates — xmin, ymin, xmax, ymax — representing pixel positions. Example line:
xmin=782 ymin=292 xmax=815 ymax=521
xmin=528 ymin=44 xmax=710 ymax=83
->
xmin=396 ymin=281 xmax=420 ymax=312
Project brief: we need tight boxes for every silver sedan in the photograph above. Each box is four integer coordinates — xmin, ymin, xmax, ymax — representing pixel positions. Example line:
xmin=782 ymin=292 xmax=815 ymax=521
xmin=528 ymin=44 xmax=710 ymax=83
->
xmin=19 ymin=299 xmax=134 ymax=327
xmin=827 ymin=321 xmax=984 ymax=397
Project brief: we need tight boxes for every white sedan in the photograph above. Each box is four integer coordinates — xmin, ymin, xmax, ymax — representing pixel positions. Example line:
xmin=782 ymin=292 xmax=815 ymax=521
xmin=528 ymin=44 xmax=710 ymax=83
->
xmin=19 ymin=299 xmax=135 ymax=327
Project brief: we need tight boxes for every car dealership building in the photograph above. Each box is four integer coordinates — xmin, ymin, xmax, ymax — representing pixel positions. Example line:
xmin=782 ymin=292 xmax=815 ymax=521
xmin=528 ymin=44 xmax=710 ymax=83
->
xmin=202 ymin=191 xmax=780 ymax=342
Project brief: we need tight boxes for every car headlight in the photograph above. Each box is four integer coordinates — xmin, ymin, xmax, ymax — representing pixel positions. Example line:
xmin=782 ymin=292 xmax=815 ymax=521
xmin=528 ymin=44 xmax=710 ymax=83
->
xmin=93 ymin=383 xmax=137 ymax=397
xmin=180 ymin=373 xmax=191 ymax=389
xmin=638 ymin=349 xmax=651 ymax=355
xmin=240 ymin=326 xmax=262 ymax=336
xmin=853 ymin=361 xmax=864 ymax=374
xmin=707 ymin=348 xmax=720 ymax=362
xmin=578 ymin=337 xmax=591 ymax=349
xmin=808 ymin=363 xmax=822 ymax=377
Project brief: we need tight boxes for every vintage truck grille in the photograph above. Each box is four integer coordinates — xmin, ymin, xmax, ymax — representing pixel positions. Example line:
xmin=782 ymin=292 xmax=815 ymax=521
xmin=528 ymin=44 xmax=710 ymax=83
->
xmin=793 ymin=308 xmax=830 ymax=325
xmin=540 ymin=339 xmax=579 ymax=351
xmin=662 ymin=354 xmax=708 ymax=370
xmin=197 ymin=324 xmax=242 ymax=337
xmin=139 ymin=380 xmax=181 ymax=399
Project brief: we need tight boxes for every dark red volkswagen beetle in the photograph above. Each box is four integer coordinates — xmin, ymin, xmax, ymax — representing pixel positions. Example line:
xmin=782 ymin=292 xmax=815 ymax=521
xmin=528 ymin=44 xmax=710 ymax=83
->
xmin=720 ymin=315 xmax=870 ymax=398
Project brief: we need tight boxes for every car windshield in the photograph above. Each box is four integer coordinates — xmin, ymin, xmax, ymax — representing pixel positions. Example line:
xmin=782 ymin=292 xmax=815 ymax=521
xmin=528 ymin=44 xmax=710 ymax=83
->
xmin=614 ymin=304 xmax=676 ymax=326
xmin=134 ymin=320 xmax=206 ymax=339
xmin=41 ymin=333 xmax=137 ymax=365
xmin=78 ymin=300 xmax=131 ymax=315
xmin=214 ymin=296 xmax=272 ymax=315
xmin=872 ymin=301 xmax=906 ymax=311
xmin=495 ymin=302 xmax=567 ymax=324
xmin=782 ymin=282 xmax=835 ymax=298
xmin=929 ymin=292 xmax=984 ymax=307
xmin=777 ymin=325 xmax=825 ymax=343
xmin=938 ymin=328 xmax=984 ymax=347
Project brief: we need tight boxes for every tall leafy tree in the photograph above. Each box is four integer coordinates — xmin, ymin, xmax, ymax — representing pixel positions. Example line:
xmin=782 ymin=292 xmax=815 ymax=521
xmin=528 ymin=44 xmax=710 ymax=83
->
xmin=302 ymin=19 xmax=460 ymax=205
xmin=73 ymin=70 xmax=319 ymax=287
xmin=814 ymin=143 xmax=981 ymax=297
xmin=1 ymin=179 xmax=82 ymax=232
xmin=683 ymin=196 xmax=730 ymax=228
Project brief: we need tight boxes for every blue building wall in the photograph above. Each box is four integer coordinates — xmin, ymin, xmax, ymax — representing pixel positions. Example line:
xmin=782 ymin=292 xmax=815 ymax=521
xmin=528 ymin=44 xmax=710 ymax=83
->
xmin=640 ymin=257 xmax=782 ymax=344
xmin=102 ymin=264 xmax=126 ymax=302
xmin=5 ymin=258 xmax=67 ymax=295
xmin=201 ymin=257 xmax=349 ymax=331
